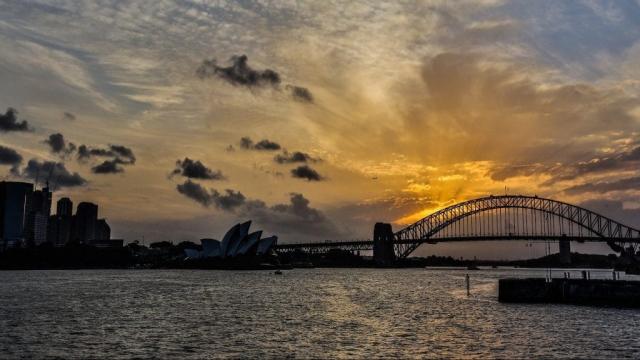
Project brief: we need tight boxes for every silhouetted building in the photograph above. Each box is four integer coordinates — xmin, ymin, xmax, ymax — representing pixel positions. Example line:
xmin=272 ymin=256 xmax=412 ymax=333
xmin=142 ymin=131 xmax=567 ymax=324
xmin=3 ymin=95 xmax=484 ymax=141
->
xmin=0 ymin=181 xmax=33 ymax=249
xmin=74 ymin=202 xmax=98 ymax=243
xmin=47 ymin=214 xmax=73 ymax=246
xmin=95 ymin=219 xmax=111 ymax=241
xmin=184 ymin=221 xmax=277 ymax=259
xmin=24 ymin=185 xmax=52 ymax=246
xmin=48 ymin=198 xmax=74 ymax=246
xmin=57 ymin=197 xmax=73 ymax=217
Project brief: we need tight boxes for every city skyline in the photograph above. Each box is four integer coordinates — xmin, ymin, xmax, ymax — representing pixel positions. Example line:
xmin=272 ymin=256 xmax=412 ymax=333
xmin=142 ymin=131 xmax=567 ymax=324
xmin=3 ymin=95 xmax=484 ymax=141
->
xmin=1 ymin=1 xmax=640 ymax=257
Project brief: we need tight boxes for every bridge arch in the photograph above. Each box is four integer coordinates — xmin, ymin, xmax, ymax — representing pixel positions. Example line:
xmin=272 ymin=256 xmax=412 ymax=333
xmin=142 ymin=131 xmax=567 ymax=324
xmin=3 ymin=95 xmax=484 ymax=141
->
xmin=393 ymin=195 xmax=640 ymax=259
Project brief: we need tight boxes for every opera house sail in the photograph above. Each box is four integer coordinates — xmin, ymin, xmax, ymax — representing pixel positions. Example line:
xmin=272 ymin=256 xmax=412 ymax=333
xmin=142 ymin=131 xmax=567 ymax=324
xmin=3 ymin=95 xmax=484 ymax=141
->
xmin=184 ymin=221 xmax=278 ymax=260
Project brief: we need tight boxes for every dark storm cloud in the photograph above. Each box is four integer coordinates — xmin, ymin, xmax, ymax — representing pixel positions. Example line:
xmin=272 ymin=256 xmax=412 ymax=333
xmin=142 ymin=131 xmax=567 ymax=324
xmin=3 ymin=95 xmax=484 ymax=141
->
xmin=0 ymin=108 xmax=31 ymax=132
xmin=286 ymin=85 xmax=314 ymax=103
xmin=22 ymin=159 xmax=86 ymax=187
xmin=63 ymin=112 xmax=76 ymax=121
xmin=0 ymin=145 xmax=22 ymax=169
xmin=45 ymin=133 xmax=76 ymax=155
xmin=274 ymin=151 xmax=319 ymax=164
xmin=172 ymin=158 xmax=224 ymax=180
xmin=239 ymin=137 xmax=281 ymax=151
xmin=291 ymin=165 xmax=323 ymax=181
xmin=92 ymin=159 xmax=124 ymax=174
xmin=176 ymin=180 xmax=246 ymax=210
xmin=196 ymin=55 xmax=281 ymax=88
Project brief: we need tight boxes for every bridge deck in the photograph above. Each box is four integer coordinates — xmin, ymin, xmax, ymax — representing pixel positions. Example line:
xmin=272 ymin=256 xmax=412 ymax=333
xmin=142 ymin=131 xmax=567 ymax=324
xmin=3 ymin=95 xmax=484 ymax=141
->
xmin=275 ymin=235 xmax=630 ymax=253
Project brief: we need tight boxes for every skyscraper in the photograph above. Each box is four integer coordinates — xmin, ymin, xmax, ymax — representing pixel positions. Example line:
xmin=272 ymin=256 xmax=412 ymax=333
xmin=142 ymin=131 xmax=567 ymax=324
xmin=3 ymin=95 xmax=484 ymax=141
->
xmin=74 ymin=202 xmax=98 ymax=243
xmin=95 ymin=219 xmax=111 ymax=241
xmin=0 ymin=181 xmax=33 ymax=249
xmin=47 ymin=197 xmax=75 ymax=246
xmin=57 ymin=197 xmax=73 ymax=217
xmin=25 ymin=185 xmax=52 ymax=246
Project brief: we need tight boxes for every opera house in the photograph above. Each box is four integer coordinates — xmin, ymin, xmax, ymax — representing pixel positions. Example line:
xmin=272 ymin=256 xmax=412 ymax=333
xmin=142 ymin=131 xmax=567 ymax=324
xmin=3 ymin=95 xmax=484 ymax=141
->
xmin=184 ymin=221 xmax=277 ymax=259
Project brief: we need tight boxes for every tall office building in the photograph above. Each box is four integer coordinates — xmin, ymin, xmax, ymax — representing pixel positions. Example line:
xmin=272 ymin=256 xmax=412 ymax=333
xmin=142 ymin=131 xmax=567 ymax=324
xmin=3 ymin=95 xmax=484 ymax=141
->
xmin=74 ymin=202 xmax=98 ymax=243
xmin=0 ymin=181 xmax=34 ymax=249
xmin=95 ymin=219 xmax=111 ymax=241
xmin=47 ymin=197 xmax=74 ymax=246
xmin=57 ymin=197 xmax=73 ymax=217
xmin=25 ymin=185 xmax=52 ymax=246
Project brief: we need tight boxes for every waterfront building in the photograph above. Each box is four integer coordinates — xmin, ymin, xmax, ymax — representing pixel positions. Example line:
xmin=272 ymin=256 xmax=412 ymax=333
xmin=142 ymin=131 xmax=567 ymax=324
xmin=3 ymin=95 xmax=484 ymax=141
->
xmin=0 ymin=181 xmax=33 ymax=249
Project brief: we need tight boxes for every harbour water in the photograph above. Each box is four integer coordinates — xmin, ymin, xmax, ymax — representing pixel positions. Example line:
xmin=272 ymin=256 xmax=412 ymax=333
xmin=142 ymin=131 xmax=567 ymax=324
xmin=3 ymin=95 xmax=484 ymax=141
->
xmin=2 ymin=268 xmax=640 ymax=359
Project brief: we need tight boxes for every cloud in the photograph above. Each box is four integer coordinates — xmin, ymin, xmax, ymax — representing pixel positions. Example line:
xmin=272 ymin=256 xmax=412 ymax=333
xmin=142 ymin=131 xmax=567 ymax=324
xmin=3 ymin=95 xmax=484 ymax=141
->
xmin=564 ymin=176 xmax=640 ymax=195
xmin=45 ymin=133 xmax=76 ymax=155
xmin=578 ymin=199 xmax=640 ymax=230
xmin=274 ymin=151 xmax=319 ymax=164
xmin=287 ymin=85 xmax=314 ymax=103
xmin=0 ymin=107 xmax=31 ymax=132
xmin=171 ymin=157 xmax=224 ymax=180
xmin=488 ymin=163 xmax=551 ymax=181
xmin=77 ymin=144 xmax=136 ymax=173
xmin=196 ymin=55 xmax=280 ymax=88
xmin=0 ymin=145 xmax=22 ymax=171
xmin=177 ymin=179 xmax=246 ymax=210
xmin=108 ymin=144 xmax=136 ymax=164
xmin=176 ymin=179 xmax=212 ymax=207
xmin=540 ymin=145 xmax=640 ymax=185
xmin=92 ymin=159 xmax=124 ymax=174
xmin=243 ymin=193 xmax=343 ymax=239
xmin=291 ymin=165 xmax=323 ymax=181
xmin=239 ymin=137 xmax=281 ymax=151
xmin=270 ymin=193 xmax=324 ymax=221
xmin=21 ymin=159 xmax=86 ymax=188
xmin=63 ymin=112 xmax=76 ymax=121
xmin=196 ymin=55 xmax=314 ymax=102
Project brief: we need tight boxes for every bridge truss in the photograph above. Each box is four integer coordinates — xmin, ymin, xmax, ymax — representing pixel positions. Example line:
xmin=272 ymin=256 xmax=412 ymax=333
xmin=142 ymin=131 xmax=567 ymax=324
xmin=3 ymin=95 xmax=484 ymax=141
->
xmin=275 ymin=195 xmax=640 ymax=259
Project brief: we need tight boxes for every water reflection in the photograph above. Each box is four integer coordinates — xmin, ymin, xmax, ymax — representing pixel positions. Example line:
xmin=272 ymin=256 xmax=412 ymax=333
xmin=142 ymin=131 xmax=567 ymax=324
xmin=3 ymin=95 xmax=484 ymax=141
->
xmin=1 ymin=268 xmax=639 ymax=358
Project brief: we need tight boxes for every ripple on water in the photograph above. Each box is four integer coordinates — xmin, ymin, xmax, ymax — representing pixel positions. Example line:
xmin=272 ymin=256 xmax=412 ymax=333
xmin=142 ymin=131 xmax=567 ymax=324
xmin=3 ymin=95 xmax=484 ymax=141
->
xmin=2 ymin=268 xmax=640 ymax=359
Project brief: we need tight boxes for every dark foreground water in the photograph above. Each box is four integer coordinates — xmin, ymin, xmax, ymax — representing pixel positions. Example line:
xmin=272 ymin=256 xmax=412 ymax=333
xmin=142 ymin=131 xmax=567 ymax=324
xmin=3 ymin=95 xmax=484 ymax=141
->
xmin=1 ymin=268 xmax=640 ymax=359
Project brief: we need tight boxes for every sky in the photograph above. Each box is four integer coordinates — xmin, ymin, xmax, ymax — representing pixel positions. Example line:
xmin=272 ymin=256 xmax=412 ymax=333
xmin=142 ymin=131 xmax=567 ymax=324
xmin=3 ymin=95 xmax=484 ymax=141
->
xmin=1 ymin=0 xmax=640 ymax=258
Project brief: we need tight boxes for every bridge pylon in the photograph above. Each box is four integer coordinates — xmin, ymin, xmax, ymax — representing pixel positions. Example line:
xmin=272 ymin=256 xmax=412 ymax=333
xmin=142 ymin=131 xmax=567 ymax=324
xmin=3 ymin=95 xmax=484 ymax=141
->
xmin=373 ymin=223 xmax=395 ymax=266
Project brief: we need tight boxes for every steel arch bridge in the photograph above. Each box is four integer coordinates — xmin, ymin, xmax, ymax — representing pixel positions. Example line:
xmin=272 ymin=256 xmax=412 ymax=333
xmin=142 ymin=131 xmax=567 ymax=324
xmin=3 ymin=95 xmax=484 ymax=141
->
xmin=275 ymin=195 xmax=640 ymax=259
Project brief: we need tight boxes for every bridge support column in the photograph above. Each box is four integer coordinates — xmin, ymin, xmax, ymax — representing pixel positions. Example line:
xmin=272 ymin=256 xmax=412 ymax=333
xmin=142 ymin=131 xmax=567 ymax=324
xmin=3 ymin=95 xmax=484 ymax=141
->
xmin=559 ymin=235 xmax=571 ymax=265
xmin=373 ymin=223 xmax=395 ymax=266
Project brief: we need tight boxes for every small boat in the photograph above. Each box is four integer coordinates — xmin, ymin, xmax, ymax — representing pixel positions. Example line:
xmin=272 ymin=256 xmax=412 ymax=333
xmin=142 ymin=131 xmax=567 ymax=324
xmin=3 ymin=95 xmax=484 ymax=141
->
xmin=274 ymin=270 xmax=283 ymax=275
xmin=467 ymin=265 xmax=480 ymax=271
